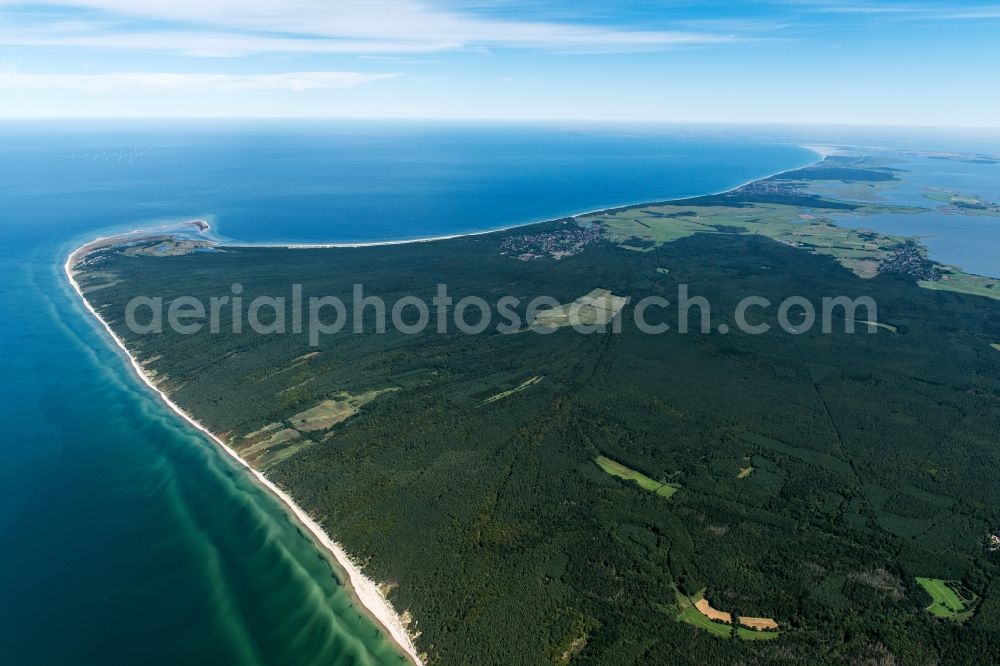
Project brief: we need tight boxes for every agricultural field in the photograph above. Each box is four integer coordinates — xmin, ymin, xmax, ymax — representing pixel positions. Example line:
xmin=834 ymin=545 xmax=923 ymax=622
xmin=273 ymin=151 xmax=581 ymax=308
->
xmin=695 ymin=598 xmax=732 ymax=624
xmin=673 ymin=590 xmax=779 ymax=641
xmin=739 ymin=616 xmax=779 ymax=631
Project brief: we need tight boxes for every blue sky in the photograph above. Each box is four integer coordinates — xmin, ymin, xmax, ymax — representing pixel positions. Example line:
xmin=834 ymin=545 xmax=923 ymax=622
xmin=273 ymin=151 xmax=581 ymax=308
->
xmin=1 ymin=1 xmax=998 ymax=125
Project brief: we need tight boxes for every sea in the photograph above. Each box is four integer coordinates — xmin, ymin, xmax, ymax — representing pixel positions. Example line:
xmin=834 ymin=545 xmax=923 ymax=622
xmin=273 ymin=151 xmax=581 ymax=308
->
xmin=0 ymin=121 xmax=994 ymax=665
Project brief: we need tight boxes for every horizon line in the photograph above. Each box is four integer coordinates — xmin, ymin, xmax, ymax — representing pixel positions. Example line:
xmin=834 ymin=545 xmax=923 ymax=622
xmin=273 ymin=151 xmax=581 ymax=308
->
xmin=1 ymin=117 xmax=999 ymax=131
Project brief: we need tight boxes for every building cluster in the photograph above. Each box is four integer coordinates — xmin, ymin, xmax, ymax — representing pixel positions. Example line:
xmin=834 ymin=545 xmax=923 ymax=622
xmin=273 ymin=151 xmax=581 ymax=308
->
xmin=738 ymin=180 xmax=800 ymax=197
xmin=499 ymin=222 xmax=603 ymax=261
xmin=877 ymin=241 xmax=943 ymax=281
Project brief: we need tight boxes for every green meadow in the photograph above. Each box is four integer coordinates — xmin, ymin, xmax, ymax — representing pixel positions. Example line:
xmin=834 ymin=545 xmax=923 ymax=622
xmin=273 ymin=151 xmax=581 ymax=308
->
xmin=916 ymin=577 xmax=977 ymax=620
xmin=595 ymin=455 xmax=680 ymax=498
xmin=677 ymin=606 xmax=732 ymax=638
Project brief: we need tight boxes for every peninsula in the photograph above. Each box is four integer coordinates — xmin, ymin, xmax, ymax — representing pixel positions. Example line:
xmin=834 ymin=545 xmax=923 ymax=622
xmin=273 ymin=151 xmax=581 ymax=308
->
xmin=68 ymin=153 xmax=1000 ymax=665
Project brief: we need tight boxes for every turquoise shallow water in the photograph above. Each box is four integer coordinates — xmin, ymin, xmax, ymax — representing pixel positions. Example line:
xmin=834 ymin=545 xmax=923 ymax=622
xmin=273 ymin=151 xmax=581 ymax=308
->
xmin=0 ymin=121 xmax=822 ymax=664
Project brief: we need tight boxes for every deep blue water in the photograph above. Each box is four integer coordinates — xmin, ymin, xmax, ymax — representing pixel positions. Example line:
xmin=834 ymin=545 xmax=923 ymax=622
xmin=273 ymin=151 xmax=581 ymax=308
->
xmin=0 ymin=121 xmax=820 ymax=665
xmin=1 ymin=121 xmax=820 ymax=244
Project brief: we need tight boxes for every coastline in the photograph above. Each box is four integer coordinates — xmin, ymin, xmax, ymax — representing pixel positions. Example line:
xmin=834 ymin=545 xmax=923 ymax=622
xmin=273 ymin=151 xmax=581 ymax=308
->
xmin=63 ymin=245 xmax=423 ymax=666
xmin=231 ymin=145 xmax=825 ymax=250
xmin=60 ymin=145 xmax=826 ymax=664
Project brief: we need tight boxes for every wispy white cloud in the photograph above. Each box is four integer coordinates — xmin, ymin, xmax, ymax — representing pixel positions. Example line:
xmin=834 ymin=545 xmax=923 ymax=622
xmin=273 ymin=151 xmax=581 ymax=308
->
xmin=934 ymin=7 xmax=1000 ymax=19
xmin=0 ymin=69 xmax=397 ymax=92
xmin=0 ymin=0 xmax=745 ymax=56
xmin=777 ymin=0 xmax=1000 ymax=19
xmin=0 ymin=29 xmax=463 ymax=57
xmin=806 ymin=3 xmax=927 ymax=14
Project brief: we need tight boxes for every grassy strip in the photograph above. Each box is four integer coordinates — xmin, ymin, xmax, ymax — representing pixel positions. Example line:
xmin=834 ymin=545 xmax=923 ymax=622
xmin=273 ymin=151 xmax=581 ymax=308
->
xmin=677 ymin=606 xmax=732 ymax=638
xmin=854 ymin=319 xmax=898 ymax=333
xmin=595 ymin=456 xmax=680 ymax=498
xmin=479 ymin=375 xmax=544 ymax=406
xmin=736 ymin=627 xmax=780 ymax=641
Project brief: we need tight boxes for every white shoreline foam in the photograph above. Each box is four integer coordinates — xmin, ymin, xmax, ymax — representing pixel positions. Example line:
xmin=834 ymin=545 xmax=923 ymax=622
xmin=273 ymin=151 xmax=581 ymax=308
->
xmin=63 ymin=245 xmax=422 ymax=666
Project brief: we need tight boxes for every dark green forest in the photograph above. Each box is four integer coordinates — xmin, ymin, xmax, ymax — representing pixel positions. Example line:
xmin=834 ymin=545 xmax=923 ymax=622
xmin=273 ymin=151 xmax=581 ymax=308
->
xmin=74 ymin=201 xmax=1000 ymax=664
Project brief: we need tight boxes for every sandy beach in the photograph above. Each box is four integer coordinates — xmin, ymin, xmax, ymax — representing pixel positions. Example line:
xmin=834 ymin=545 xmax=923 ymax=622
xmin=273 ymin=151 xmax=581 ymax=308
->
xmin=64 ymin=242 xmax=422 ymax=666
